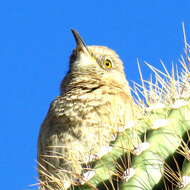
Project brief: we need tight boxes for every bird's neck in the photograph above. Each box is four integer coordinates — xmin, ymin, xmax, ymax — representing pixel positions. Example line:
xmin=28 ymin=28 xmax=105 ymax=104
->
xmin=60 ymin=72 xmax=102 ymax=95
xmin=60 ymin=71 xmax=131 ymax=98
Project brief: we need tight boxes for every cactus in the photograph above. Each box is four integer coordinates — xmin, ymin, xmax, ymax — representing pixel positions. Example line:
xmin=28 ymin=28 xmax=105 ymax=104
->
xmin=38 ymin=26 xmax=190 ymax=190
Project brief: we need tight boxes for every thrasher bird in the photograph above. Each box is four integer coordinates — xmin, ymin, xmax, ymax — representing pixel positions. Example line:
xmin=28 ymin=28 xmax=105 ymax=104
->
xmin=37 ymin=30 xmax=135 ymax=190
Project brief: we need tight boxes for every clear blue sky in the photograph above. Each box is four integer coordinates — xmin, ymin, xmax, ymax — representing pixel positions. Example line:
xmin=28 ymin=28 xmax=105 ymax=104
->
xmin=1 ymin=1 xmax=190 ymax=190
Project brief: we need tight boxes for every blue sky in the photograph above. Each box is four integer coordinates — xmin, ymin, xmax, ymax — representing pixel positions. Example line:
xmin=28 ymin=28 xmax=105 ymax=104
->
xmin=1 ymin=1 xmax=190 ymax=190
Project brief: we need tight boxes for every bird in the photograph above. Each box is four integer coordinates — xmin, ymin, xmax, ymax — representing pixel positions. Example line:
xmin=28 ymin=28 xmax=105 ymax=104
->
xmin=37 ymin=30 xmax=136 ymax=190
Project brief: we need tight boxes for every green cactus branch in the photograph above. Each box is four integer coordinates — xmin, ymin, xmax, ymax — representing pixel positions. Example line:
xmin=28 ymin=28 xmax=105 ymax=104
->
xmin=73 ymin=101 xmax=190 ymax=190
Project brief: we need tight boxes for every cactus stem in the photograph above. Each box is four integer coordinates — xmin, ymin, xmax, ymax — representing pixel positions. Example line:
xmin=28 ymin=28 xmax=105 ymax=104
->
xmin=122 ymin=168 xmax=136 ymax=182
xmin=152 ymin=119 xmax=169 ymax=129
xmin=133 ymin=142 xmax=150 ymax=155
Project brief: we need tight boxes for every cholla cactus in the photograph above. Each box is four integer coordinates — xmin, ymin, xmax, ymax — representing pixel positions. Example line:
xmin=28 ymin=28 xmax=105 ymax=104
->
xmin=37 ymin=25 xmax=190 ymax=190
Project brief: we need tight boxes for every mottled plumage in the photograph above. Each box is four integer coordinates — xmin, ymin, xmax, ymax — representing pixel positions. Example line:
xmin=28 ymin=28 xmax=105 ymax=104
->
xmin=37 ymin=30 xmax=135 ymax=190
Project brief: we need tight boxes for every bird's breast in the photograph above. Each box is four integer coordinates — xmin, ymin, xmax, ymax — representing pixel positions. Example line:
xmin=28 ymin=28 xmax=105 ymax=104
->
xmin=54 ymin=85 xmax=133 ymax=133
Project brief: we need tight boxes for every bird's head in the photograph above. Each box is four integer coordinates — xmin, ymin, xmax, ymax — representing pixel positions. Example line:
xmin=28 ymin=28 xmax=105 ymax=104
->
xmin=61 ymin=30 xmax=129 ymax=93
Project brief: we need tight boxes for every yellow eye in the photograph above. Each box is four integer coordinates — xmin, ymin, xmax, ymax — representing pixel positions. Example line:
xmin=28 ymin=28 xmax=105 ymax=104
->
xmin=103 ymin=59 xmax=112 ymax=69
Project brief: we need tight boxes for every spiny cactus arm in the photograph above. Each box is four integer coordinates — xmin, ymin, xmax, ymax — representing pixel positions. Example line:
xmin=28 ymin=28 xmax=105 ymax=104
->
xmin=119 ymin=102 xmax=190 ymax=190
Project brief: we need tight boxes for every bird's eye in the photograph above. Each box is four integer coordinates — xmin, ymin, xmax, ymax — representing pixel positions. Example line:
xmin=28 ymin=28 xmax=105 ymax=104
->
xmin=103 ymin=59 xmax=112 ymax=69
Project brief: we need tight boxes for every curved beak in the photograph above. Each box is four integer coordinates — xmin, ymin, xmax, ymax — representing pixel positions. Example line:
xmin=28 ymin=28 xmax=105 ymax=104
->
xmin=71 ymin=29 xmax=90 ymax=55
